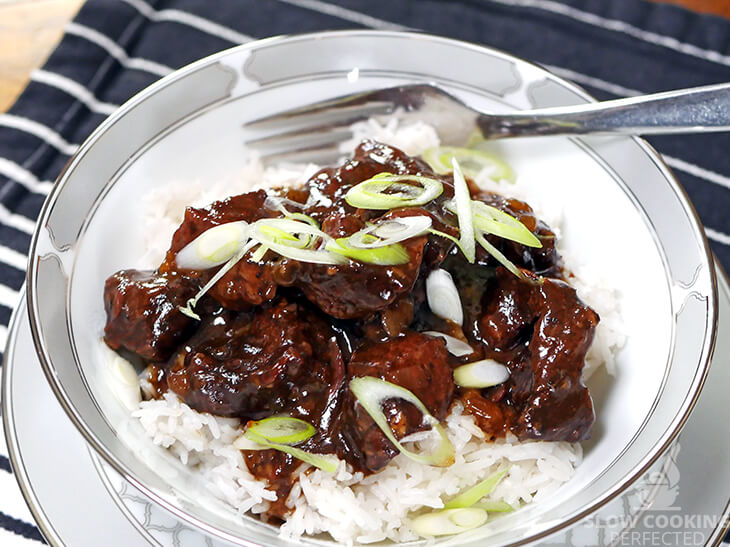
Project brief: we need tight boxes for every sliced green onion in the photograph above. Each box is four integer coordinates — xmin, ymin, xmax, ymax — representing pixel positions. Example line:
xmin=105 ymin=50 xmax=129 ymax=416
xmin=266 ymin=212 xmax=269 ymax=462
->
xmin=471 ymin=201 xmax=541 ymax=248
xmin=453 ymin=359 xmax=510 ymax=389
xmin=245 ymin=416 xmax=316 ymax=445
xmin=426 ymin=269 xmax=463 ymax=326
xmin=250 ymin=218 xmax=347 ymax=265
xmin=475 ymin=232 xmax=527 ymax=281
xmin=422 ymin=331 xmax=473 ymax=357
xmin=423 ymin=146 xmax=515 ymax=183
xmin=250 ymin=244 xmax=268 ymax=263
xmin=179 ymin=239 xmax=258 ymax=320
xmin=285 ymin=212 xmax=319 ymax=227
xmin=234 ymin=431 xmax=339 ymax=473
xmin=345 ymin=173 xmax=443 ymax=210
xmin=325 ymin=237 xmax=410 ymax=265
xmin=473 ymin=500 xmax=514 ymax=513
xmin=410 ymin=508 xmax=487 ymax=537
xmin=348 ymin=216 xmax=431 ymax=249
xmin=444 ymin=469 xmax=508 ymax=509
xmin=175 ymin=221 xmax=250 ymax=270
xmin=349 ymin=377 xmax=455 ymax=467
xmin=451 ymin=159 xmax=476 ymax=263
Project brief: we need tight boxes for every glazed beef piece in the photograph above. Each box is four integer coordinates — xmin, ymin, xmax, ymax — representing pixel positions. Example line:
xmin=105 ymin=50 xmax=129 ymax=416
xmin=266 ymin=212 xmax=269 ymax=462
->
xmin=345 ymin=332 xmax=455 ymax=472
xmin=160 ymin=190 xmax=286 ymax=310
xmin=164 ymin=298 xmax=346 ymax=423
xmin=295 ymin=235 xmax=427 ymax=319
xmin=462 ymin=268 xmax=598 ymax=442
xmin=103 ymin=269 xmax=199 ymax=362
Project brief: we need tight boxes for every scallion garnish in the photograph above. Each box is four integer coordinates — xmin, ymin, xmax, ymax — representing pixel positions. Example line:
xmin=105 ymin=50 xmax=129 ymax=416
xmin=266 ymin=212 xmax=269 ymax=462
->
xmin=345 ymin=173 xmax=444 ymax=210
xmin=423 ymin=146 xmax=516 ymax=183
xmin=245 ymin=416 xmax=316 ymax=445
xmin=451 ymin=158 xmax=476 ymax=263
xmin=426 ymin=269 xmax=463 ymax=326
xmin=410 ymin=508 xmax=488 ymax=537
xmin=349 ymin=376 xmax=455 ymax=467
xmin=446 ymin=200 xmax=541 ymax=248
xmin=175 ymin=220 xmax=250 ymax=270
xmin=473 ymin=500 xmax=514 ymax=513
xmin=179 ymin=239 xmax=258 ymax=320
xmin=443 ymin=469 xmax=509 ymax=509
xmin=409 ymin=468 xmax=510 ymax=537
xmin=422 ymin=331 xmax=473 ymax=357
xmin=348 ymin=216 xmax=431 ymax=249
xmin=325 ymin=237 xmax=410 ymax=265
xmin=453 ymin=359 xmax=510 ymax=389
xmin=474 ymin=232 xmax=527 ymax=281
xmin=250 ymin=218 xmax=347 ymax=265
xmin=234 ymin=431 xmax=339 ymax=473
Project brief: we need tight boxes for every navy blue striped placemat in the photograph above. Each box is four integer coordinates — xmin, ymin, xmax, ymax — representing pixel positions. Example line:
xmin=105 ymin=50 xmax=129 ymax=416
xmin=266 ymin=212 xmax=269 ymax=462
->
xmin=1 ymin=0 xmax=729 ymax=544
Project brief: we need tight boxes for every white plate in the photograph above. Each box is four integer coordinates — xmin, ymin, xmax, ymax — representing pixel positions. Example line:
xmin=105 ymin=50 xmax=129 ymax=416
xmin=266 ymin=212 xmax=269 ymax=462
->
xmin=4 ymin=264 xmax=730 ymax=546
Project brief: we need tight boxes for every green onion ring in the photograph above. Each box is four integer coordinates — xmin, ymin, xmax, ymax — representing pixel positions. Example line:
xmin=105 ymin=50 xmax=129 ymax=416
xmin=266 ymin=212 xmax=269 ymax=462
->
xmin=470 ymin=201 xmax=541 ymax=248
xmin=245 ymin=416 xmax=316 ymax=445
xmin=423 ymin=146 xmax=516 ymax=183
xmin=345 ymin=173 xmax=444 ymax=210
xmin=444 ymin=469 xmax=509 ymax=509
xmin=410 ymin=508 xmax=488 ymax=537
xmin=179 ymin=239 xmax=258 ymax=320
xmin=348 ymin=216 xmax=432 ymax=249
xmin=234 ymin=431 xmax=339 ymax=473
xmin=451 ymin=158 xmax=476 ymax=263
xmin=349 ymin=377 xmax=455 ymax=467
xmin=325 ymin=237 xmax=410 ymax=266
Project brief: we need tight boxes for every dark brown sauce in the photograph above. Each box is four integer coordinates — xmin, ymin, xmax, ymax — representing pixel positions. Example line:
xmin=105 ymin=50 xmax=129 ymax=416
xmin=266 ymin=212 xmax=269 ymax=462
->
xmin=102 ymin=139 xmax=598 ymax=519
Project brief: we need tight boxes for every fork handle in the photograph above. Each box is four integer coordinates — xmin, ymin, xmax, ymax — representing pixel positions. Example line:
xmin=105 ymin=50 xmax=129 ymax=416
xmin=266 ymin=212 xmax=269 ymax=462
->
xmin=479 ymin=82 xmax=730 ymax=138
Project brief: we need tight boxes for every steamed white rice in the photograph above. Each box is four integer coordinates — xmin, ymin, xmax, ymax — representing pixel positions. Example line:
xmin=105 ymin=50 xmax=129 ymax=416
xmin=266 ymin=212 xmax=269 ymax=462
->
xmin=125 ymin=118 xmax=624 ymax=545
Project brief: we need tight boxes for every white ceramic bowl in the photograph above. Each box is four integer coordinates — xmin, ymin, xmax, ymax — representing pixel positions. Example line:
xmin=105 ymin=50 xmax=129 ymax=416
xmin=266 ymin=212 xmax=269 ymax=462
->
xmin=26 ymin=31 xmax=717 ymax=546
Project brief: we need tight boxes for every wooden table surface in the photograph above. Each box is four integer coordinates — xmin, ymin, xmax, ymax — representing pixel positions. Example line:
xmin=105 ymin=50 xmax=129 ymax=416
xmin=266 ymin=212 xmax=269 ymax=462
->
xmin=0 ymin=0 xmax=729 ymax=114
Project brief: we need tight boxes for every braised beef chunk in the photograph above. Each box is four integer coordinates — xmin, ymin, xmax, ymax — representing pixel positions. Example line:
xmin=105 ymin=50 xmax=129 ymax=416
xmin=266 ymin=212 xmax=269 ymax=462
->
xmin=207 ymin=257 xmax=279 ymax=310
xmin=295 ymin=235 xmax=426 ymax=319
xmin=165 ymin=298 xmax=345 ymax=421
xmin=103 ymin=269 xmax=199 ymax=362
xmin=467 ymin=268 xmax=598 ymax=442
xmin=346 ymin=333 xmax=454 ymax=472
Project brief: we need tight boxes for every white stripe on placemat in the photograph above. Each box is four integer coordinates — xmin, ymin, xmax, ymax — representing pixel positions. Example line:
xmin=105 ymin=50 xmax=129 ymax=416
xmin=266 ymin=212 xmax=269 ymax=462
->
xmin=0 ymin=203 xmax=36 ymax=236
xmin=705 ymin=226 xmax=730 ymax=246
xmin=0 ymin=114 xmax=78 ymax=156
xmin=0 ymin=159 xmax=53 ymax=195
xmin=273 ymin=0 xmax=410 ymax=30
xmin=31 ymin=70 xmax=119 ymax=116
xmin=65 ymin=22 xmax=174 ymax=77
xmin=664 ymin=156 xmax=730 ymax=191
xmin=544 ymin=65 xmax=641 ymax=97
xmin=0 ymin=473 xmax=36 ymax=528
xmin=0 ymin=528 xmax=42 ymax=547
xmin=0 ymin=284 xmax=21 ymax=311
xmin=120 ymin=0 xmax=253 ymax=44
xmin=0 ymin=246 xmax=27 ymax=273
xmin=485 ymin=0 xmax=730 ymax=68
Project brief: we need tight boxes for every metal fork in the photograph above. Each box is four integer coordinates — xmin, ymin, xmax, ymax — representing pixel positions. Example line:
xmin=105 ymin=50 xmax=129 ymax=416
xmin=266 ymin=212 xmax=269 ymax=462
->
xmin=243 ymin=82 xmax=730 ymax=163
